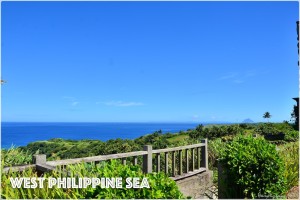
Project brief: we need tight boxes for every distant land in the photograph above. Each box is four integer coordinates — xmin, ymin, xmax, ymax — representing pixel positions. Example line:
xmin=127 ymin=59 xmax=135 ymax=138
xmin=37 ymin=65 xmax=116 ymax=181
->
xmin=242 ymin=118 xmax=255 ymax=123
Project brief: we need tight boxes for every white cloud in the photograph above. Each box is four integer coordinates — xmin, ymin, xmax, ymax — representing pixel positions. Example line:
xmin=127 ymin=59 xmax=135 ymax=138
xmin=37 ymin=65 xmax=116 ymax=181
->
xmin=72 ymin=101 xmax=79 ymax=106
xmin=62 ymin=96 xmax=76 ymax=101
xmin=219 ymin=72 xmax=238 ymax=80
xmin=63 ymin=96 xmax=79 ymax=106
xmin=192 ymin=114 xmax=199 ymax=119
xmin=219 ymin=71 xmax=255 ymax=84
xmin=233 ymin=79 xmax=244 ymax=84
xmin=100 ymin=101 xmax=144 ymax=107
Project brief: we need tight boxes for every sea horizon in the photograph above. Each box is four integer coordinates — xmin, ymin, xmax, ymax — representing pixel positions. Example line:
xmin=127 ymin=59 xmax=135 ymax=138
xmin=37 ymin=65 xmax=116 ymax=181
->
xmin=2 ymin=121 xmax=223 ymax=149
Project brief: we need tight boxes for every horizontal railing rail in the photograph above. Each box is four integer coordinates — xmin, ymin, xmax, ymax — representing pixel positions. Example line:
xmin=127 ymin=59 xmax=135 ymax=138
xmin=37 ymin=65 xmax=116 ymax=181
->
xmin=46 ymin=151 xmax=148 ymax=166
xmin=152 ymin=143 xmax=205 ymax=153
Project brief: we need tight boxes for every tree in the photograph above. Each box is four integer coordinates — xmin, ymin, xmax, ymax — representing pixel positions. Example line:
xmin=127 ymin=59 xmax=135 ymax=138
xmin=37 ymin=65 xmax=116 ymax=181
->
xmin=291 ymin=98 xmax=299 ymax=130
xmin=263 ymin=112 xmax=271 ymax=122
xmin=195 ymin=124 xmax=204 ymax=133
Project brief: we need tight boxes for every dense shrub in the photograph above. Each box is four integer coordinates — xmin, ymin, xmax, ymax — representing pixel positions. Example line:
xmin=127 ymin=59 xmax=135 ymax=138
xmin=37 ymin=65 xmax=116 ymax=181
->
xmin=188 ymin=130 xmax=201 ymax=140
xmin=254 ymin=123 xmax=280 ymax=135
xmin=255 ymin=122 xmax=295 ymax=137
xmin=284 ymin=130 xmax=299 ymax=142
xmin=1 ymin=160 xmax=183 ymax=199
xmin=219 ymin=135 xmax=286 ymax=199
xmin=187 ymin=124 xmax=241 ymax=140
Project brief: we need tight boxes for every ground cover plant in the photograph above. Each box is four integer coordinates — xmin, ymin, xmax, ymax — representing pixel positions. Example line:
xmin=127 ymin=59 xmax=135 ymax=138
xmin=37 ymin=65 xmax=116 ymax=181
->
xmin=1 ymin=160 xmax=184 ymax=199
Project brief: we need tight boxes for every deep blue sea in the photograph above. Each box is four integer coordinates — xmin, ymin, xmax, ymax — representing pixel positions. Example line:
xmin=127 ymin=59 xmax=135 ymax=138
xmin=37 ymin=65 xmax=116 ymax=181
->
xmin=1 ymin=122 xmax=201 ymax=149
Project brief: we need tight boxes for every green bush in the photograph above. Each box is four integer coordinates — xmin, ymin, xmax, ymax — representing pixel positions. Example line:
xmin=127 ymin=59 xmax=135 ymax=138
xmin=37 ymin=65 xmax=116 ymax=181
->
xmin=255 ymin=123 xmax=295 ymax=137
xmin=2 ymin=160 xmax=184 ymax=199
xmin=219 ymin=135 xmax=286 ymax=199
xmin=284 ymin=130 xmax=299 ymax=142
xmin=254 ymin=123 xmax=280 ymax=135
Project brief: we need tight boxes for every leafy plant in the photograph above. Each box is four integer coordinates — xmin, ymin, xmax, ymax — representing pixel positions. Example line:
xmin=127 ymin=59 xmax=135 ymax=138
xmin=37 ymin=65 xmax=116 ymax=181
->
xmin=1 ymin=160 xmax=184 ymax=199
xmin=278 ymin=142 xmax=299 ymax=190
xmin=284 ymin=130 xmax=299 ymax=141
xmin=219 ymin=135 xmax=287 ymax=199
xmin=2 ymin=146 xmax=33 ymax=166
xmin=254 ymin=123 xmax=280 ymax=136
xmin=208 ymin=138 xmax=225 ymax=168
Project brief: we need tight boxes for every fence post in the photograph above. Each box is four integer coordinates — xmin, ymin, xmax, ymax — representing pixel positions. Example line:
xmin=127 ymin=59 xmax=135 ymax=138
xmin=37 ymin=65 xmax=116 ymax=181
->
xmin=33 ymin=154 xmax=55 ymax=175
xmin=143 ymin=145 xmax=152 ymax=173
xmin=33 ymin=154 xmax=46 ymax=165
xmin=201 ymin=139 xmax=208 ymax=170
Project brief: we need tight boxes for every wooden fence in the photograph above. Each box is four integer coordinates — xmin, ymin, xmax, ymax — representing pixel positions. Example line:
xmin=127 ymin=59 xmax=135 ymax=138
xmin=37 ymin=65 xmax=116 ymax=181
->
xmin=3 ymin=139 xmax=208 ymax=180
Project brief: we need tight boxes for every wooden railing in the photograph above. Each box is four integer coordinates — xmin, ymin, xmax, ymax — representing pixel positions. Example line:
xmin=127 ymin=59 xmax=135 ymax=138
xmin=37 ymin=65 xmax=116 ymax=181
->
xmin=3 ymin=139 xmax=208 ymax=180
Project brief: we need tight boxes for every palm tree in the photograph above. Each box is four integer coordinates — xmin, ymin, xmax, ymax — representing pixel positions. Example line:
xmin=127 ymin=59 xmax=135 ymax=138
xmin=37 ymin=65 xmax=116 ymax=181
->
xmin=263 ymin=112 xmax=271 ymax=122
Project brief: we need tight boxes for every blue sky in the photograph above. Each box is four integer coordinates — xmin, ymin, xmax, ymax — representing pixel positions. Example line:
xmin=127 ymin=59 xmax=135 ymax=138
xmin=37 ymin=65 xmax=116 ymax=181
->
xmin=1 ymin=1 xmax=299 ymax=123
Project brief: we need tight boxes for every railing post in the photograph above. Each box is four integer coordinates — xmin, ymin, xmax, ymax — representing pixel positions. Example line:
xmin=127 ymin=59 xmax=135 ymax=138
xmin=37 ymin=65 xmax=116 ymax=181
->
xmin=192 ymin=148 xmax=195 ymax=171
xmin=185 ymin=149 xmax=189 ymax=173
xmin=172 ymin=151 xmax=176 ymax=177
xmin=133 ymin=156 xmax=138 ymax=166
xmin=179 ymin=150 xmax=182 ymax=175
xmin=143 ymin=145 xmax=152 ymax=173
xmin=197 ymin=147 xmax=201 ymax=169
xmin=201 ymin=139 xmax=208 ymax=170
xmin=33 ymin=154 xmax=46 ymax=165
xmin=33 ymin=154 xmax=55 ymax=175
xmin=156 ymin=153 xmax=160 ymax=172
xmin=165 ymin=152 xmax=169 ymax=174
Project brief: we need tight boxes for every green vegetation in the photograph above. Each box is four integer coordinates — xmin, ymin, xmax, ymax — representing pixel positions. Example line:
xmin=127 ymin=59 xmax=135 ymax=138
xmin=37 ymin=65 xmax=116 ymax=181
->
xmin=1 ymin=121 xmax=298 ymax=199
xmin=2 ymin=160 xmax=183 ymax=199
xmin=2 ymin=146 xmax=33 ymax=166
xmin=263 ymin=111 xmax=271 ymax=122
xmin=219 ymin=135 xmax=286 ymax=199
xmin=278 ymin=141 xmax=299 ymax=190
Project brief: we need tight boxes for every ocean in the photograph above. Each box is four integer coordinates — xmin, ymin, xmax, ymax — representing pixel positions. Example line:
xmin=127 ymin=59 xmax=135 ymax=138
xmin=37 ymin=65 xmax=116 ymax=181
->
xmin=1 ymin=122 xmax=201 ymax=149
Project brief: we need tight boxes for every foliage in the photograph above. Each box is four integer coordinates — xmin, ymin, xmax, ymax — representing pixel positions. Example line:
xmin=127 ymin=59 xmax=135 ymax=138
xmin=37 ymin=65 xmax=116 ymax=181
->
xmin=1 ymin=160 xmax=184 ymax=199
xmin=134 ymin=131 xmax=172 ymax=149
xmin=291 ymin=103 xmax=299 ymax=130
xmin=200 ymin=125 xmax=241 ymax=139
xmin=284 ymin=130 xmax=299 ymax=141
xmin=208 ymin=138 xmax=226 ymax=168
xmin=239 ymin=123 xmax=255 ymax=129
xmin=21 ymin=138 xmax=141 ymax=161
xmin=254 ymin=123 xmax=280 ymax=136
xmin=219 ymin=135 xmax=287 ymax=199
xmin=263 ymin=112 xmax=271 ymax=122
xmin=188 ymin=130 xmax=201 ymax=140
xmin=254 ymin=122 xmax=297 ymax=141
xmin=2 ymin=146 xmax=33 ymax=166
xmin=278 ymin=142 xmax=299 ymax=190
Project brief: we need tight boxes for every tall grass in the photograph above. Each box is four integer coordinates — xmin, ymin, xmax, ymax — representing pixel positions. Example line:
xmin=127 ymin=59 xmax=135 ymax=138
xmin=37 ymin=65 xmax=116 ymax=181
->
xmin=278 ymin=141 xmax=299 ymax=190
xmin=1 ymin=146 xmax=33 ymax=166
xmin=1 ymin=156 xmax=183 ymax=199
